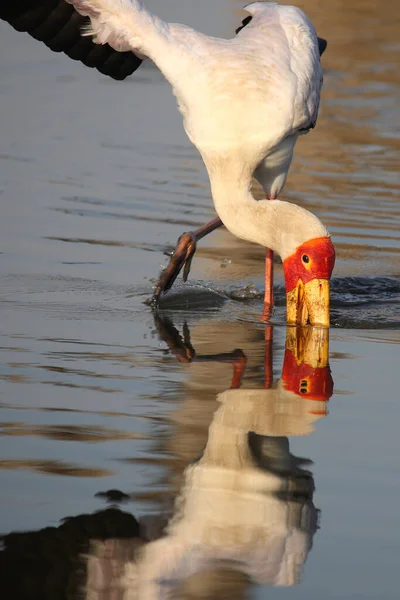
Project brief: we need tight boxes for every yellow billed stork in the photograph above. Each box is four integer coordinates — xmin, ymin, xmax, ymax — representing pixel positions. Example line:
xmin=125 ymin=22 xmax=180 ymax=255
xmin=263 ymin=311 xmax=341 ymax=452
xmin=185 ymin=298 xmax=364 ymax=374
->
xmin=1 ymin=1 xmax=335 ymax=325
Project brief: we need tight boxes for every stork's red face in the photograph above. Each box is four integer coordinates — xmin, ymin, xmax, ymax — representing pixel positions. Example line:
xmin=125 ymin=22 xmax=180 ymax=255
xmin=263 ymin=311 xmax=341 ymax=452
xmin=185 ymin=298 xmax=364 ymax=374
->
xmin=283 ymin=236 xmax=335 ymax=326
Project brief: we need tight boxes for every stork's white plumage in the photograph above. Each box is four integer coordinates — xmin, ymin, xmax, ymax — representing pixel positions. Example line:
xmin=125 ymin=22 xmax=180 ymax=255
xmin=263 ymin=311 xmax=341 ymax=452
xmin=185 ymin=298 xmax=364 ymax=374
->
xmin=71 ymin=1 xmax=323 ymax=240
xmin=1 ymin=1 xmax=336 ymax=324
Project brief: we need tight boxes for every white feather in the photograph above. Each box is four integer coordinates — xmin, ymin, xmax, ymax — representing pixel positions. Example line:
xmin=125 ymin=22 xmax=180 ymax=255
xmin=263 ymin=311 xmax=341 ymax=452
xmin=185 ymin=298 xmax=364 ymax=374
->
xmin=66 ymin=0 xmax=328 ymax=258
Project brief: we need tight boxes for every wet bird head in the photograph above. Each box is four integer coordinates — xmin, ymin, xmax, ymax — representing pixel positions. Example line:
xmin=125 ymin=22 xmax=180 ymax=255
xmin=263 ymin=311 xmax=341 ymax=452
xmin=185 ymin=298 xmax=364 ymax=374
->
xmin=283 ymin=236 xmax=335 ymax=326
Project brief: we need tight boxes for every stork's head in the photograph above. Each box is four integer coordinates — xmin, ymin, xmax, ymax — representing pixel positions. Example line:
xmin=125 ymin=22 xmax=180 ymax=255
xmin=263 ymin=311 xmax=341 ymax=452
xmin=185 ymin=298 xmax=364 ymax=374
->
xmin=260 ymin=200 xmax=335 ymax=326
xmin=283 ymin=236 xmax=335 ymax=327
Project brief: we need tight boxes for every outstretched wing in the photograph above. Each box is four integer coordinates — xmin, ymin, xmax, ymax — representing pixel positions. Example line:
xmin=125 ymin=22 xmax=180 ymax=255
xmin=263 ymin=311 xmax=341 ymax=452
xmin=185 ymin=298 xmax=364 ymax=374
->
xmin=1 ymin=2 xmax=328 ymax=81
xmin=0 ymin=0 xmax=143 ymax=80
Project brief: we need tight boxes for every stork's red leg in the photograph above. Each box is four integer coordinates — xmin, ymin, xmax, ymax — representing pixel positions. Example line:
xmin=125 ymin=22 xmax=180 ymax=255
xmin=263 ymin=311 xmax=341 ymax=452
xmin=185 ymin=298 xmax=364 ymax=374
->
xmin=264 ymin=248 xmax=274 ymax=306
xmin=152 ymin=217 xmax=223 ymax=304
xmin=261 ymin=248 xmax=274 ymax=321
xmin=261 ymin=189 xmax=276 ymax=321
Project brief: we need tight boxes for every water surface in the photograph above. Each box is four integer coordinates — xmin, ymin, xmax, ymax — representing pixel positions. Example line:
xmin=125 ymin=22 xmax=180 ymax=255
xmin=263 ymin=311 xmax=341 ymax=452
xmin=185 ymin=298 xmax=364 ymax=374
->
xmin=1 ymin=1 xmax=400 ymax=598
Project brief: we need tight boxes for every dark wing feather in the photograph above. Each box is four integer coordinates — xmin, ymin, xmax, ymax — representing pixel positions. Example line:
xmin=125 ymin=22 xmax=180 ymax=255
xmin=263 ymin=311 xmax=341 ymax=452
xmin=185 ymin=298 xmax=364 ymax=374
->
xmin=0 ymin=0 xmax=143 ymax=81
xmin=235 ymin=14 xmax=328 ymax=57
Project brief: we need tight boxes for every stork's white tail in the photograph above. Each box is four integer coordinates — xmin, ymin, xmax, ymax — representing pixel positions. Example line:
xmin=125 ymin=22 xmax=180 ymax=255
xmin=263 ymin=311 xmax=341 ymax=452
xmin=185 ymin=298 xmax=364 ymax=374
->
xmin=68 ymin=0 xmax=169 ymax=57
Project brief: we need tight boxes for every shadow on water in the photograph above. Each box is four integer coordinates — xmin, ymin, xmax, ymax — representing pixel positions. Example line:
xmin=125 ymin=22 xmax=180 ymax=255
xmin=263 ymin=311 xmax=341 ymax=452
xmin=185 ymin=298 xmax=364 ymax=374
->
xmin=1 ymin=319 xmax=334 ymax=599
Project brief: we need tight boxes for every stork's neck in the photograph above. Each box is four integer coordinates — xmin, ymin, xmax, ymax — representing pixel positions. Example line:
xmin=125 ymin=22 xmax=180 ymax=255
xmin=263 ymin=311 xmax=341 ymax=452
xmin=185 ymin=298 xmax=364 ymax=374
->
xmin=203 ymin=154 xmax=329 ymax=262
xmin=204 ymin=155 xmax=284 ymax=256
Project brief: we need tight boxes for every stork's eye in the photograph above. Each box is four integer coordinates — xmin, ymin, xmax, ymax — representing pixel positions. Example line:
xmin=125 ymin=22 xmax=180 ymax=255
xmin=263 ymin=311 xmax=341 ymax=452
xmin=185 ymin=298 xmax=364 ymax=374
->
xmin=302 ymin=254 xmax=310 ymax=264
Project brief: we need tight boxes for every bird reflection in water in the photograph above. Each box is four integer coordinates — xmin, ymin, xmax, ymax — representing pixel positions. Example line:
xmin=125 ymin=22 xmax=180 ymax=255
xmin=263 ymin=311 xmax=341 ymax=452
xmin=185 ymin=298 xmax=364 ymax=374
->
xmin=1 ymin=320 xmax=333 ymax=599
xmin=128 ymin=319 xmax=334 ymax=598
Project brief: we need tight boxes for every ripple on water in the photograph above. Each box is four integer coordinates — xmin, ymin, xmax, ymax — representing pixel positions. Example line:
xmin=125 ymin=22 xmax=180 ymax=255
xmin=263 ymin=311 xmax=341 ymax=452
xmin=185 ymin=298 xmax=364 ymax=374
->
xmin=152 ymin=283 xmax=227 ymax=311
xmin=153 ymin=277 xmax=400 ymax=330
xmin=330 ymin=277 xmax=400 ymax=329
